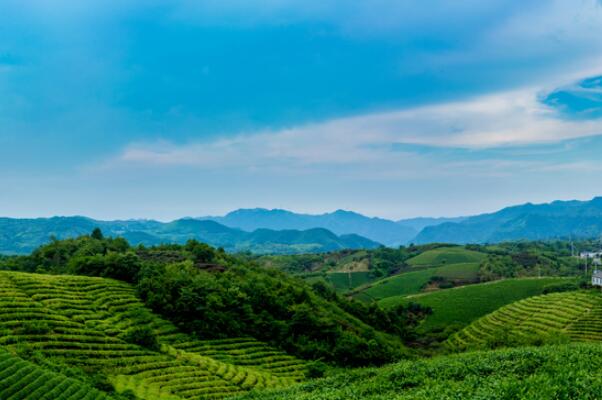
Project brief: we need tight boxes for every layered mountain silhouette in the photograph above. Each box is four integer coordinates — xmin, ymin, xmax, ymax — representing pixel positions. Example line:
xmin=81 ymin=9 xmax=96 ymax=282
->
xmin=0 ymin=217 xmax=379 ymax=255
xmin=3 ymin=197 xmax=602 ymax=255
xmin=415 ymin=197 xmax=602 ymax=244
xmin=202 ymin=209 xmax=433 ymax=246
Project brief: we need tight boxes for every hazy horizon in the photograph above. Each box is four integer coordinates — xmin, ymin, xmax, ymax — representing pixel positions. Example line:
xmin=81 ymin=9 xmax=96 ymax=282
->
xmin=2 ymin=194 xmax=601 ymax=222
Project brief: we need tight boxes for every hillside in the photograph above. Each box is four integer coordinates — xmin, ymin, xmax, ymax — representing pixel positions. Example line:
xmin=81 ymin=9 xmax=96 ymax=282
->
xmin=235 ymin=343 xmax=602 ymax=400
xmin=379 ymin=278 xmax=575 ymax=338
xmin=415 ymin=197 xmax=602 ymax=244
xmin=0 ymin=270 xmax=308 ymax=399
xmin=0 ymin=217 xmax=379 ymax=255
xmin=352 ymin=262 xmax=482 ymax=302
xmin=0 ymin=350 xmax=114 ymax=400
xmin=448 ymin=290 xmax=602 ymax=350
xmin=406 ymin=246 xmax=486 ymax=266
xmin=3 ymin=234 xmax=415 ymax=368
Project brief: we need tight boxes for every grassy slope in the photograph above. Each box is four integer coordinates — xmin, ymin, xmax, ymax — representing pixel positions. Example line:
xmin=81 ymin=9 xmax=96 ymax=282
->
xmin=235 ymin=343 xmax=602 ymax=400
xmin=406 ymin=247 xmax=486 ymax=267
xmin=0 ymin=271 xmax=307 ymax=400
xmin=326 ymin=272 xmax=373 ymax=291
xmin=0 ymin=350 xmax=113 ymax=400
xmin=379 ymin=278 xmax=574 ymax=333
xmin=353 ymin=263 xmax=481 ymax=301
xmin=449 ymin=290 xmax=602 ymax=350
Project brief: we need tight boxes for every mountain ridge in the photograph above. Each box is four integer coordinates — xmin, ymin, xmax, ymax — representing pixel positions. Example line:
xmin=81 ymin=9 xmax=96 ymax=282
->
xmin=415 ymin=197 xmax=602 ymax=244
xmin=0 ymin=216 xmax=380 ymax=255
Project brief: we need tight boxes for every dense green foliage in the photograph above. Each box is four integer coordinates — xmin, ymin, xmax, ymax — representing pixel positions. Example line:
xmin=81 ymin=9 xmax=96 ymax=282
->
xmin=1 ymin=233 xmax=422 ymax=367
xmin=235 ymin=344 xmax=602 ymax=400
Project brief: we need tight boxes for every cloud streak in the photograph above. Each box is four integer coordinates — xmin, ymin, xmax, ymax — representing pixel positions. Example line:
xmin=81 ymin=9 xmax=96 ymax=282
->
xmin=111 ymin=79 xmax=602 ymax=176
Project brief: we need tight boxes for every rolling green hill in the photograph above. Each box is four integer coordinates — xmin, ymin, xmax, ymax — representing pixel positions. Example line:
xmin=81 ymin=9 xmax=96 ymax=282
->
xmin=379 ymin=278 xmax=574 ymax=335
xmin=448 ymin=290 xmax=602 ymax=351
xmin=234 ymin=343 xmax=602 ymax=400
xmin=406 ymin=246 xmax=486 ymax=267
xmin=352 ymin=262 xmax=481 ymax=301
xmin=0 ymin=270 xmax=307 ymax=400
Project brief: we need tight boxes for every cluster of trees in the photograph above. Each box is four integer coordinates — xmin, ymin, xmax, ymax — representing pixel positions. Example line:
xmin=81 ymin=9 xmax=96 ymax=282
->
xmin=477 ymin=241 xmax=584 ymax=281
xmin=0 ymin=230 xmax=428 ymax=367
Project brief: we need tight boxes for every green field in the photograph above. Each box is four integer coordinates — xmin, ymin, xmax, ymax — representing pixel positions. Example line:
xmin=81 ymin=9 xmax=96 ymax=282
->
xmin=235 ymin=343 xmax=602 ymax=400
xmin=379 ymin=277 xmax=573 ymax=333
xmin=407 ymin=246 xmax=487 ymax=267
xmin=353 ymin=262 xmax=480 ymax=301
xmin=448 ymin=290 xmax=602 ymax=350
xmin=326 ymin=271 xmax=373 ymax=291
xmin=0 ymin=271 xmax=307 ymax=400
xmin=0 ymin=350 xmax=113 ymax=399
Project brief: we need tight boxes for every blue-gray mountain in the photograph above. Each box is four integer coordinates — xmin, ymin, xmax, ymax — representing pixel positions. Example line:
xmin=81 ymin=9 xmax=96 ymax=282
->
xmin=415 ymin=197 xmax=602 ymax=244
xmin=201 ymin=209 xmax=460 ymax=246
xmin=0 ymin=217 xmax=379 ymax=255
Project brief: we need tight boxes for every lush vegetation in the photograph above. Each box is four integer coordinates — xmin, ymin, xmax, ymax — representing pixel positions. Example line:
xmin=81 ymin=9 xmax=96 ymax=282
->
xmin=0 ymin=270 xmax=308 ymax=399
xmin=449 ymin=290 xmax=602 ymax=351
xmin=235 ymin=343 xmax=602 ymax=400
xmin=352 ymin=262 xmax=481 ymax=302
xmin=257 ymin=241 xmax=588 ymax=304
xmin=0 ymin=349 xmax=114 ymax=400
xmin=406 ymin=246 xmax=486 ymax=266
xmin=1 ymin=230 xmax=600 ymax=399
xmin=0 ymin=232 xmax=424 ymax=367
xmin=379 ymin=278 xmax=576 ymax=343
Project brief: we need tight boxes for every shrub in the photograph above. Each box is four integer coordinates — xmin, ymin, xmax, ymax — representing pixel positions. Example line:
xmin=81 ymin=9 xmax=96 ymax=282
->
xmin=306 ymin=361 xmax=327 ymax=378
xmin=121 ymin=326 xmax=160 ymax=351
xmin=542 ymin=282 xmax=579 ymax=294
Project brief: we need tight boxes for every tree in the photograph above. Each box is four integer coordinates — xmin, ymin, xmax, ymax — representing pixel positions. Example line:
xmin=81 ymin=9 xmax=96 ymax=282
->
xmin=91 ymin=228 xmax=104 ymax=240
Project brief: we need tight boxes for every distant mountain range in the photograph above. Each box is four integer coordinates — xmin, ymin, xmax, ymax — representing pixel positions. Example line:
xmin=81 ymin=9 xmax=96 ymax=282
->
xmin=4 ymin=197 xmax=602 ymax=255
xmin=201 ymin=209 xmax=462 ymax=246
xmin=415 ymin=197 xmax=602 ymax=244
xmin=0 ymin=217 xmax=379 ymax=255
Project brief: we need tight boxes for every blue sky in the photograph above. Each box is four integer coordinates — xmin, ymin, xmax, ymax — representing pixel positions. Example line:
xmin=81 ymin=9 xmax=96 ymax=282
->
xmin=2 ymin=0 xmax=602 ymax=220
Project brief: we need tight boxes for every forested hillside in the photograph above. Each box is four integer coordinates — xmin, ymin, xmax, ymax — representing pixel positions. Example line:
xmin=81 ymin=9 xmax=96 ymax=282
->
xmin=0 ymin=231 xmax=426 ymax=368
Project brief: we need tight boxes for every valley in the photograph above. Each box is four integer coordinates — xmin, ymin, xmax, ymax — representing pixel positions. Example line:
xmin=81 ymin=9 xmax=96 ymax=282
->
xmin=0 ymin=226 xmax=601 ymax=399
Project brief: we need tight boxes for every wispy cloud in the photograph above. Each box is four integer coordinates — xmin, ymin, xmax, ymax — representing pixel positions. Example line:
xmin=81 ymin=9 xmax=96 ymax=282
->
xmin=107 ymin=78 xmax=602 ymax=176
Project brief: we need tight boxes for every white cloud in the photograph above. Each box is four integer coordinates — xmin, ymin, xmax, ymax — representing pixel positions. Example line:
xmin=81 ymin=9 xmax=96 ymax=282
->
xmin=110 ymin=78 xmax=602 ymax=175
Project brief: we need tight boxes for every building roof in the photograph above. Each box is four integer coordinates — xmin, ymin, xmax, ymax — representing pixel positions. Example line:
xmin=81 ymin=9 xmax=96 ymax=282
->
xmin=593 ymin=270 xmax=602 ymax=279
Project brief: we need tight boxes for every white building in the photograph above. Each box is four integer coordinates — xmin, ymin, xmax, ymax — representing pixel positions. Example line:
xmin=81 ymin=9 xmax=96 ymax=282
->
xmin=580 ymin=251 xmax=602 ymax=259
xmin=593 ymin=270 xmax=602 ymax=287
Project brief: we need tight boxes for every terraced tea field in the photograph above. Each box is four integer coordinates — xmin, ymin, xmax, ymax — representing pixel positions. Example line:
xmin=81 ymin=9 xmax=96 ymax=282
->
xmin=380 ymin=277 xmax=572 ymax=334
xmin=448 ymin=290 xmax=602 ymax=350
xmin=0 ymin=350 xmax=113 ymax=399
xmin=0 ymin=271 xmax=307 ymax=400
